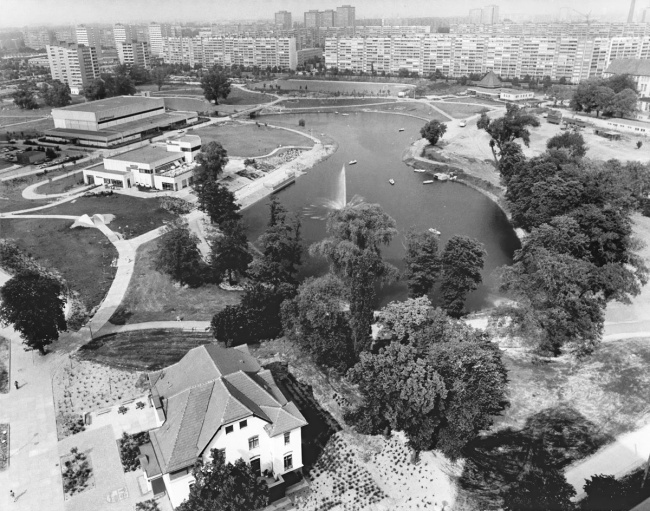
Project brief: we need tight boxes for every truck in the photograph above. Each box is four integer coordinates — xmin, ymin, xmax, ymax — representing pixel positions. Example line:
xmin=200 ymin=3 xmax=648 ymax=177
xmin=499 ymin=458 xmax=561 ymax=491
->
xmin=547 ymin=110 xmax=563 ymax=125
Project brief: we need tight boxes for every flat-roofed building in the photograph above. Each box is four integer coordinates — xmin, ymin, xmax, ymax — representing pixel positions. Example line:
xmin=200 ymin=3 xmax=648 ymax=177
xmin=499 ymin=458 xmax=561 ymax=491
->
xmin=117 ymin=41 xmax=151 ymax=68
xmin=297 ymin=47 xmax=323 ymax=66
xmin=83 ymin=135 xmax=201 ymax=190
xmin=76 ymin=25 xmax=102 ymax=57
xmin=275 ymin=11 xmax=292 ymax=30
xmin=336 ymin=5 xmax=356 ymax=28
xmin=113 ymin=23 xmax=135 ymax=47
xmin=46 ymin=43 xmax=99 ymax=88
xmin=44 ymin=96 xmax=197 ymax=148
xmin=148 ymin=23 xmax=172 ymax=56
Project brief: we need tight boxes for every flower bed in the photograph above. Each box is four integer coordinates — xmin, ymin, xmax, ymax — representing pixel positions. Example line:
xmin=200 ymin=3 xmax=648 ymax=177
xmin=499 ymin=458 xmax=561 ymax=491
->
xmin=61 ymin=447 xmax=95 ymax=498
xmin=0 ymin=424 xmax=8 ymax=470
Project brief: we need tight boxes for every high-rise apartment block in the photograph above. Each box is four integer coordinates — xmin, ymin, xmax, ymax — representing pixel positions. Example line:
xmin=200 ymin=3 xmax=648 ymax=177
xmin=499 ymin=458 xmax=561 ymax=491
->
xmin=148 ymin=23 xmax=172 ymax=56
xmin=482 ymin=5 xmax=500 ymax=25
xmin=469 ymin=9 xmax=483 ymax=24
xmin=324 ymin=33 xmax=650 ymax=82
xmin=117 ymin=41 xmax=151 ymax=68
xmin=304 ymin=10 xmax=321 ymax=29
xmin=23 ymin=27 xmax=55 ymax=49
xmin=321 ymin=10 xmax=336 ymax=28
xmin=161 ymin=37 xmax=297 ymax=70
xmin=113 ymin=23 xmax=136 ymax=46
xmin=46 ymin=43 xmax=99 ymax=88
xmin=76 ymin=25 xmax=103 ymax=57
xmin=336 ymin=5 xmax=356 ymax=27
xmin=275 ymin=11 xmax=292 ymax=30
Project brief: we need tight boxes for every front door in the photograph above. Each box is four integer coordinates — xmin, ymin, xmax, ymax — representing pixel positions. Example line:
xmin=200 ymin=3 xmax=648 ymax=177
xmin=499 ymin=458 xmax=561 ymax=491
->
xmin=250 ymin=457 xmax=261 ymax=478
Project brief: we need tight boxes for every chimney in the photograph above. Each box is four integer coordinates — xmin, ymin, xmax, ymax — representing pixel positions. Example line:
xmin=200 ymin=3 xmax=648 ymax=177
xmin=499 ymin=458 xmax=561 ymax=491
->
xmin=628 ymin=0 xmax=637 ymax=22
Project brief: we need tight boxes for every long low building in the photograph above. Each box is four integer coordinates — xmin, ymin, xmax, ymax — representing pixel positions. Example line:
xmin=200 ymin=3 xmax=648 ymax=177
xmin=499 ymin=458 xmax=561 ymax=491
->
xmin=44 ymin=96 xmax=198 ymax=148
xmin=83 ymin=135 xmax=202 ymax=191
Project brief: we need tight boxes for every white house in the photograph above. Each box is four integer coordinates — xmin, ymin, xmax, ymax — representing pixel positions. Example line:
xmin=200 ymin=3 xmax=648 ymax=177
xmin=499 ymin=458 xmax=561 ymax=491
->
xmin=138 ymin=344 xmax=308 ymax=509
xmin=83 ymin=135 xmax=202 ymax=191
xmin=604 ymin=59 xmax=650 ymax=119
xmin=499 ymin=89 xmax=534 ymax=101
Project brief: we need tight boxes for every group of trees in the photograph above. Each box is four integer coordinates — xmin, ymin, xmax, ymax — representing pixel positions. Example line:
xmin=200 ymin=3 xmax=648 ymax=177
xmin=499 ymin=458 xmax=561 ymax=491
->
xmin=12 ymin=83 xmax=39 ymax=109
xmin=83 ymin=64 xmax=172 ymax=100
xmin=571 ymin=74 xmax=638 ymax=118
xmin=200 ymin=65 xmax=232 ymax=105
xmin=481 ymin=108 xmax=650 ymax=356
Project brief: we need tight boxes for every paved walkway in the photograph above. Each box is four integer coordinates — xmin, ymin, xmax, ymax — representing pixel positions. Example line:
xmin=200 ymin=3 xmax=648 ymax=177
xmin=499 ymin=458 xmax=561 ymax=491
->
xmin=21 ymin=169 xmax=95 ymax=200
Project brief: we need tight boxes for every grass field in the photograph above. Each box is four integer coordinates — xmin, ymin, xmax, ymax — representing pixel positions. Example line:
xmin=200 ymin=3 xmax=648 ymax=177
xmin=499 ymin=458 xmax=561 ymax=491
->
xmin=31 ymin=194 xmax=177 ymax=239
xmin=0 ymin=171 xmax=70 ymax=213
xmin=445 ymin=97 xmax=504 ymax=107
xmin=78 ymin=329 xmax=214 ymax=370
xmin=431 ymin=102 xmax=491 ymax=118
xmin=109 ymin=237 xmax=243 ymax=325
xmin=253 ymin=79 xmax=415 ymax=95
xmin=0 ymin=336 xmax=8 ymax=393
xmin=0 ymin=218 xmax=117 ymax=312
xmin=33 ymin=171 xmax=85 ymax=195
xmin=0 ymin=117 xmax=55 ymax=137
xmin=193 ymin=121 xmax=313 ymax=157
xmin=369 ymin=102 xmax=448 ymax=120
xmin=280 ymin=98 xmax=397 ymax=109
xmin=0 ymin=160 xmax=14 ymax=171
xmin=162 ymin=96 xmax=213 ymax=113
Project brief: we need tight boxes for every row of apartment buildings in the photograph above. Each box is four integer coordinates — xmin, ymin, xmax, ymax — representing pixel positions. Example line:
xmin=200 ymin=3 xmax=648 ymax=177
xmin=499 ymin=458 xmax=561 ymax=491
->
xmin=323 ymin=34 xmax=650 ymax=81
xmin=161 ymin=37 xmax=298 ymax=70
xmin=450 ymin=22 xmax=650 ymax=38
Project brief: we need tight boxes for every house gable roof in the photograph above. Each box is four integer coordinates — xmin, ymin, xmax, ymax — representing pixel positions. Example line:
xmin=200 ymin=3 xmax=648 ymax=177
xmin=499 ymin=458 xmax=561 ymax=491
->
xmin=605 ymin=59 xmax=650 ymax=77
xmin=477 ymin=71 xmax=502 ymax=88
xmin=148 ymin=344 xmax=306 ymax=474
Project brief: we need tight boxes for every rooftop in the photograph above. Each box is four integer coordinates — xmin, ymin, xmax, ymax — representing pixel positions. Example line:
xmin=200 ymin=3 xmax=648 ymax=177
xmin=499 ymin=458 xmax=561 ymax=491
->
xmin=476 ymin=70 xmax=502 ymax=88
xmin=605 ymin=117 xmax=650 ymax=129
xmin=54 ymin=95 xmax=163 ymax=114
xmin=605 ymin=59 xmax=650 ymax=77
xmin=108 ymin=145 xmax=177 ymax=165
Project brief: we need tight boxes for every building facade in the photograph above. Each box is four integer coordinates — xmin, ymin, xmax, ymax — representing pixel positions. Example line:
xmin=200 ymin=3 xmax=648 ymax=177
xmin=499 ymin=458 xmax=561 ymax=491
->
xmin=117 ymin=41 xmax=152 ymax=68
xmin=75 ymin=25 xmax=102 ymax=56
xmin=324 ymin=33 xmax=650 ymax=81
xmin=162 ymin=37 xmax=297 ymax=70
xmin=46 ymin=43 xmax=99 ymax=88
xmin=604 ymin=58 xmax=650 ymax=118
xmin=336 ymin=5 xmax=356 ymax=27
xmin=138 ymin=345 xmax=307 ymax=509
xmin=275 ymin=11 xmax=292 ymax=30
xmin=113 ymin=23 xmax=136 ymax=47
xmin=148 ymin=23 xmax=172 ymax=56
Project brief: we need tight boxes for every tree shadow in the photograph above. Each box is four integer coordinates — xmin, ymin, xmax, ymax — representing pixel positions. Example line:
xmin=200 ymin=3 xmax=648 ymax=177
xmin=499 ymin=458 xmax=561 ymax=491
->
xmin=459 ymin=405 xmax=615 ymax=509
xmin=264 ymin=361 xmax=342 ymax=475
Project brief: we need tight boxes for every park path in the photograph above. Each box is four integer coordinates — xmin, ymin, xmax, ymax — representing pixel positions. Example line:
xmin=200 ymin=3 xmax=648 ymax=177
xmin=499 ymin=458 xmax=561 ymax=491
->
xmin=21 ymin=169 xmax=95 ymax=200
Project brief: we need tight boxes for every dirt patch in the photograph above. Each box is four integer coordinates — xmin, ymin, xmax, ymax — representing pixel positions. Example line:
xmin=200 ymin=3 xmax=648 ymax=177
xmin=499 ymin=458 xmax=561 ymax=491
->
xmin=0 ymin=218 xmax=117 ymax=313
xmin=78 ymin=329 xmax=214 ymax=371
xmin=110 ymin=237 xmax=242 ymax=325
xmin=431 ymin=102 xmax=490 ymax=118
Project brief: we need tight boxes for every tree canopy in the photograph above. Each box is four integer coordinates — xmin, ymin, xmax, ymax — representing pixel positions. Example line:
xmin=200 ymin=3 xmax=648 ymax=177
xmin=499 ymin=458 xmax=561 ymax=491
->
xmin=571 ymin=77 xmax=638 ymax=118
xmin=420 ymin=120 xmax=448 ymax=146
xmin=440 ymin=235 xmax=486 ymax=318
xmin=0 ymin=269 xmax=67 ymax=354
xmin=42 ymin=80 xmax=71 ymax=107
xmin=176 ymin=449 xmax=268 ymax=511
xmin=546 ymin=131 xmax=587 ymax=160
xmin=151 ymin=66 xmax=170 ymax=91
xmin=476 ymin=104 xmax=540 ymax=164
xmin=12 ymin=83 xmax=38 ymax=109
xmin=403 ymin=228 xmax=441 ymax=298
xmin=209 ymin=220 xmax=252 ymax=285
xmin=193 ymin=142 xmax=234 ymax=224
xmin=501 ymin=465 xmax=576 ymax=511
xmin=154 ymin=220 xmax=203 ymax=286
xmin=200 ymin=66 xmax=232 ymax=104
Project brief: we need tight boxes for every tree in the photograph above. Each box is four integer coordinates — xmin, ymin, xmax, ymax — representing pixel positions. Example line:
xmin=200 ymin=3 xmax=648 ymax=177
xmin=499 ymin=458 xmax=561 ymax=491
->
xmin=375 ymin=296 xmax=435 ymax=344
xmin=310 ymin=203 xmax=399 ymax=354
xmin=606 ymin=88 xmax=637 ymax=118
xmin=199 ymin=181 xmax=241 ymax=227
xmin=193 ymin=142 xmax=233 ymax=223
xmin=511 ymin=77 xmax=520 ymax=87
xmin=42 ymin=80 xmax=71 ymax=107
xmin=281 ymin=274 xmax=355 ymax=371
xmin=582 ymin=474 xmax=628 ymax=511
xmin=154 ymin=220 xmax=203 ymax=286
xmin=546 ymin=131 xmax=587 ymax=159
xmin=420 ymin=120 xmax=448 ymax=146
xmin=84 ymin=78 xmax=107 ymax=101
xmin=440 ymin=236 xmax=486 ymax=318
xmin=127 ymin=65 xmax=150 ymax=85
xmin=403 ymin=228 xmax=441 ymax=297
xmin=547 ymin=85 xmax=574 ymax=106
xmin=151 ymin=66 xmax=170 ymax=91
xmin=477 ymin=104 xmax=540 ymax=165
xmin=250 ymin=198 xmax=303 ymax=287
xmin=176 ymin=449 xmax=268 ymax=511
xmin=502 ymin=465 xmax=576 ymax=511
xmin=200 ymin=65 xmax=231 ymax=105
xmin=0 ymin=269 xmax=66 ymax=355
xmin=12 ymin=84 xmax=38 ymax=109
xmin=103 ymin=73 xmax=137 ymax=96
xmin=605 ymin=73 xmax=637 ymax=94
xmin=209 ymin=220 xmax=252 ymax=284
xmin=542 ymin=75 xmax=552 ymax=90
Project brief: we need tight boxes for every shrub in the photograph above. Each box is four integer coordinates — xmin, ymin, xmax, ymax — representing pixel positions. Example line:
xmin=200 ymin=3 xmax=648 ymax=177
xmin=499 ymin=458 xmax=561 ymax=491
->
xmin=158 ymin=196 xmax=193 ymax=215
xmin=62 ymin=447 xmax=93 ymax=496
xmin=118 ymin=431 xmax=150 ymax=472
xmin=136 ymin=500 xmax=160 ymax=511
xmin=298 ymin=119 xmax=306 ymax=127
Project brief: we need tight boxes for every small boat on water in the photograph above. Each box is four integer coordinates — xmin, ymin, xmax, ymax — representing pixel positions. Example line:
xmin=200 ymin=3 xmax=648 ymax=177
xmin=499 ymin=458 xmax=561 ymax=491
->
xmin=423 ymin=180 xmax=434 ymax=184
xmin=413 ymin=169 xmax=426 ymax=173
xmin=434 ymin=173 xmax=450 ymax=181
xmin=342 ymin=113 xmax=350 ymax=116
xmin=389 ymin=179 xmax=395 ymax=185
xmin=428 ymin=228 xmax=441 ymax=235
xmin=349 ymin=160 xmax=357 ymax=165
xmin=399 ymin=128 xmax=405 ymax=132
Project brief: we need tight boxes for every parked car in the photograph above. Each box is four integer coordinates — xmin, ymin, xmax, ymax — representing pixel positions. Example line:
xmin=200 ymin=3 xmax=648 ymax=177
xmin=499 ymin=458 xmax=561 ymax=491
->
xmin=459 ymin=120 xmax=467 ymax=127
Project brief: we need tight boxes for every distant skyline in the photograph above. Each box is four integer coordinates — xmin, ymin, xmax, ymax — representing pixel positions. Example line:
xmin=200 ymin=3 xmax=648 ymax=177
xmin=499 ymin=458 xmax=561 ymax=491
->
xmin=0 ymin=0 xmax=643 ymax=28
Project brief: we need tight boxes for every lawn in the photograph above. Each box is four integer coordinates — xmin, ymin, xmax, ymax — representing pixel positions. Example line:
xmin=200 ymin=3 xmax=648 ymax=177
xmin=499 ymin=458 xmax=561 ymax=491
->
xmin=445 ymin=97 xmax=504 ymax=107
xmin=0 ymin=117 xmax=55 ymax=137
xmin=0 ymin=336 xmax=8 ymax=394
xmin=221 ymin=88 xmax=275 ymax=105
xmin=33 ymin=171 xmax=86 ymax=196
xmin=431 ymin=102 xmax=491 ymax=118
xmin=0 ymin=172 xmax=64 ymax=213
xmin=162 ymin=96 xmax=214 ymax=113
xmin=109 ymin=237 xmax=243 ymax=325
xmin=192 ymin=121 xmax=313 ymax=157
xmin=280 ymin=98 xmax=397 ymax=109
xmin=253 ymin=79 xmax=415 ymax=95
xmin=78 ymin=329 xmax=214 ymax=370
xmin=369 ymin=102 xmax=449 ymax=120
xmin=0 ymin=218 xmax=117 ymax=312
xmin=30 ymin=194 xmax=177 ymax=239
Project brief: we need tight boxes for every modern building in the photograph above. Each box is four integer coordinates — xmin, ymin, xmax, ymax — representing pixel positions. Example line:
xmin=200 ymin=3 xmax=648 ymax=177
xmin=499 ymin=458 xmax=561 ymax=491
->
xmin=500 ymin=89 xmax=535 ymax=101
xmin=336 ymin=5 xmax=356 ymax=27
xmin=138 ymin=344 xmax=308 ymax=508
xmin=44 ymin=96 xmax=197 ymax=148
xmin=304 ymin=10 xmax=320 ymax=29
xmin=162 ymin=37 xmax=297 ymax=70
xmin=17 ymin=150 xmax=46 ymax=165
xmin=481 ymin=5 xmax=500 ymax=25
xmin=297 ymin=47 xmax=323 ymax=66
xmin=113 ymin=23 xmax=136 ymax=47
xmin=320 ymin=10 xmax=336 ymax=28
xmin=469 ymin=8 xmax=483 ymax=24
xmin=148 ymin=23 xmax=172 ymax=56
xmin=117 ymin=41 xmax=152 ymax=68
xmin=46 ymin=43 xmax=100 ymax=88
xmin=75 ymin=25 xmax=102 ymax=57
xmin=83 ymin=135 xmax=201 ymax=190
xmin=604 ymin=58 xmax=650 ymax=117
xmin=275 ymin=11 xmax=292 ymax=30
xmin=23 ymin=27 xmax=55 ymax=50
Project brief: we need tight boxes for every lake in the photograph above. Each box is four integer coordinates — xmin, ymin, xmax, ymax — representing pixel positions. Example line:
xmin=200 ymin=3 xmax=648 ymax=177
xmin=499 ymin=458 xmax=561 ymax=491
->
xmin=241 ymin=112 xmax=520 ymax=311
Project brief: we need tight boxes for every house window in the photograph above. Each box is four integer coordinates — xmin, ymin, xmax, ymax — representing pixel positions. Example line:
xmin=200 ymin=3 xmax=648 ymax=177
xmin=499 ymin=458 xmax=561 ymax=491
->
xmin=249 ymin=436 xmax=259 ymax=450
xmin=284 ymin=453 xmax=293 ymax=471
xmin=225 ymin=425 xmax=234 ymax=434
xmin=240 ymin=420 xmax=247 ymax=429
xmin=284 ymin=432 xmax=290 ymax=445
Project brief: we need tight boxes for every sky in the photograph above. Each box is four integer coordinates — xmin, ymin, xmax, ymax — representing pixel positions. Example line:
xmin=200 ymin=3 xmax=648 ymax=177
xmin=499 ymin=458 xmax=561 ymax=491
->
xmin=0 ymin=0 xmax=643 ymax=28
